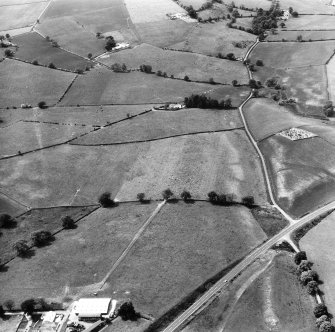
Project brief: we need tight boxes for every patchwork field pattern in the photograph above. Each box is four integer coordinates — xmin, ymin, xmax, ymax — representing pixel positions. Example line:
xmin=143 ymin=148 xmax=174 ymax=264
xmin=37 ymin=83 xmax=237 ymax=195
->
xmin=0 ymin=206 xmax=97 ymax=263
xmin=0 ymin=121 xmax=92 ymax=158
xmin=250 ymin=41 xmax=335 ymax=68
xmin=101 ymin=202 xmax=267 ymax=317
xmin=284 ymin=15 xmax=335 ymax=30
xmin=99 ymin=43 xmax=249 ymax=84
xmin=260 ymin=135 xmax=335 ymax=218
xmin=124 ymin=0 xmax=185 ymax=23
xmin=60 ymin=69 xmax=248 ymax=106
xmin=72 ymin=108 xmax=243 ymax=144
xmin=0 ymin=2 xmax=48 ymax=31
xmin=116 ymin=131 xmax=268 ymax=204
xmin=0 ymin=59 xmax=75 ymax=108
xmin=170 ymin=22 xmax=256 ymax=58
xmin=12 ymin=32 xmax=93 ymax=71
xmin=279 ymin=0 xmax=335 ymax=14
xmin=0 ymin=204 xmax=157 ymax=304
xmin=266 ymin=30 xmax=335 ymax=42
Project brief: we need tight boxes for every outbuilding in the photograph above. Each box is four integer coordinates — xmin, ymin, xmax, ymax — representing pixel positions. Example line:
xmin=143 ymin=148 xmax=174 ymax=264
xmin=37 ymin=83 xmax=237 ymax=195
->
xmin=74 ymin=298 xmax=111 ymax=320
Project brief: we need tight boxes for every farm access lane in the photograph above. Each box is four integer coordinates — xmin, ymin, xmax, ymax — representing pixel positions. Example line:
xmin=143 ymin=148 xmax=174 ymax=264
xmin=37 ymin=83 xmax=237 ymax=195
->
xmin=162 ymin=199 xmax=335 ymax=332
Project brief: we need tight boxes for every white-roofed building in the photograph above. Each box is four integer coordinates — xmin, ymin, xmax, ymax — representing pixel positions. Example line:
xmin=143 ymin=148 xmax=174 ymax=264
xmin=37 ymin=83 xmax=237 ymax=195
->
xmin=74 ymin=298 xmax=111 ymax=320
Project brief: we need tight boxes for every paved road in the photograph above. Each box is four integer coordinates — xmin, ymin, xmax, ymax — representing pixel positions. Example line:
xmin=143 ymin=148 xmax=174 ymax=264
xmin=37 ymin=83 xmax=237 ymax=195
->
xmin=162 ymin=38 xmax=335 ymax=332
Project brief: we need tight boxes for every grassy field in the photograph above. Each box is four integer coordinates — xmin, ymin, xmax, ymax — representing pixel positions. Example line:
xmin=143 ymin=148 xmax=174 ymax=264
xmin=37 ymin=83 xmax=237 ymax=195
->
xmin=253 ymin=65 xmax=329 ymax=117
xmin=116 ymin=131 xmax=268 ymax=204
xmin=103 ymin=318 xmax=150 ymax=332
xmin=219 ymin=0 xmax=271 ymax=9
xmin=12 ymin=32 xmax=92 ymax=71
xmin=301 ymin=211 xmax=335 ymax=316
xmin=299 ymin=124 xmax=335 ymax=146
xmin=260 ymin=135 xmax=335 ymax=218
xmin=243 ymin=98 xmax=317 ymax=141
xmin=0 ymin=193 xmax=26 ymax=217
xmin=0 ymin=59 xmax=75 ymax=108
xmin=170 ymin=22 xmax=255 ymax=58
xmin=0 ymin=2 xmax=47 ymax=31
xmin=266 ymin=30 xmax=335 ymax=42
xmin=0 ymin=144 xmax=149 ymax=208
xmin=279 ymin=0 xmax=335 ymax=14
xmin=135 ymin=19 xmax=195 ymax=48
xmin=0 ymin=204 xmax=157 ymax=305
xmin=3 ymin=104 xmax=155 ymax=127
xmin=59 ymin=69 xmax=247 ymax=106
xmin=284 ymin=15 xmax=335 ymax=30
xmin=99 ymin=43 xmax=249 ymax=84
xmin=0 ymin=121 xmax=92 ymax=158
xmin=36 ymin=17 xmax=106 ymax=57
xmin=221 ymin=252 xmax=316 ymax=332
xmin=0 ymin=206 xmax=97 ymax=263
xmin=72 ymin=108 xmax=242 ymax=145
xmin=99 ymin=202 xmax=267 ymax=318
xmin=183 ymin=251 xmax=316 ymax=332
xmin=178 ymin=0 xmax=208 ymax=10
xmin=250 ymin=41 xmax=335 ymax=68
xmin=327 ymin=55 xmax=335 ymax=104
xmin=124 ymin=0 xmax=184 ymax=24
xmin=41 ymin=0 xmax=114 ymax=19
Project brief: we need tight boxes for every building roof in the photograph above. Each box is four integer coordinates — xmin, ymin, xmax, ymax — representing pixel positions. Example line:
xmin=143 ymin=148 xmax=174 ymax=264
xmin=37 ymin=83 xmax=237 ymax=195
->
xmin=75 ymin=298 xmax=111 ymax=317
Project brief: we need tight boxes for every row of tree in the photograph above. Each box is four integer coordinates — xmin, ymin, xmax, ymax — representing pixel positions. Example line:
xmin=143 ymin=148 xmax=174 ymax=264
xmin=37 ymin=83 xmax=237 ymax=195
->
xmin=207 ymin=191 xmax=255 ymax=207
xmin=294 ymin=251 xmax=334 ymax=332
xmin=184 ymin=94 xmax=232 ymax=109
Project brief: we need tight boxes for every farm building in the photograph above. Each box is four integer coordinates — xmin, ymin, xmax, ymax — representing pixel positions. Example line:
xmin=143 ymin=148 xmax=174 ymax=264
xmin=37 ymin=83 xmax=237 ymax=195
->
xmin=74 ymin=298 xmax=111 ymax=320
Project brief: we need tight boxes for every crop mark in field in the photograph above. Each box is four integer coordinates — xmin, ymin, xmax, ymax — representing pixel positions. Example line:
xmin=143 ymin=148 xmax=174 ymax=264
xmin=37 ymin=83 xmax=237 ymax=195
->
xmin=96 ymin=200 xmax=166 ymax=292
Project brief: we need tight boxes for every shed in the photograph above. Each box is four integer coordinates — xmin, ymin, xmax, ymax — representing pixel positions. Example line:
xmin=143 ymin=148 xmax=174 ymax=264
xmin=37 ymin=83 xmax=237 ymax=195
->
xmin=75 ymin=298 xmax=111 ymax=319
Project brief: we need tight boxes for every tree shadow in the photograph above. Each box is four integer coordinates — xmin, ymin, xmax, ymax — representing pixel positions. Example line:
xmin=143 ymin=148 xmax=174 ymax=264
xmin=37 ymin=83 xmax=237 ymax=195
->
xmin=167 ymin=198 xmax=179 ymax=204
xmin=19 ymin=249 xmax=36 ymax=259
xmin=0 ymin=265 xmax=9 ymax=273
xmin=139 ymin=199 xmax=151 ymax=205
xmin=184 ymin=199 xmax=195 ymax=204
xmin=2 ymin=220 xmax=17 ymax=229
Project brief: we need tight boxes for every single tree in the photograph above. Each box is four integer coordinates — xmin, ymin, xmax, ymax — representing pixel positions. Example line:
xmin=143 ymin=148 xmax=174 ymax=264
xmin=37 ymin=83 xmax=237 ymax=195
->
xmin=226 ymin=53 xmax=235 ymax=60
xmin=297 ymin=35 xmax=303 ymax=42
xmin=292 ymin=11 xmax=299 ymax=18
xmin=209 ymin=77 xmax=215 ymax=84
xmin=118 ymin=301 xmax=139 ymax=321
xmin=232 ymin=79 xmax=238 ymax=86
xmin=137 ymin=193 xmax=145 ymax=203
xmin=105 ymin=36 xmax=116 ymax=51
xmin=156 ymin=70 xmax=162 ymax=77
xmin=297 ymin=260 xmax=312 ymax=273
xmin=122 ymin=63 xmax=127 ymax=72
xmin=316 ymin=315 xmax=330 ymax=328
xmin=62 ymin=216 xmax=75 ymax=229
xmin=88 ymin=53 xmax=92 ymax=59
xmin=208 ymin=191 xmax=218 ymax=203
xmin=162 ymin=188 xmax=173 ymax=201
xmin=32 ymin=60 xmax=39 ymax=65
xmin=242 ymin=196 xmax=254 ymax=206
xmin=294 ymin=251 xmax=307 ymax=265
xmin=21 ymin=299 xmax=36 ymax=315
xmin=4 ymin=49 xmax=14 ymax=57
xmin=307 ymin=280 xmax=319 ymax=295
xmin=280 ymin=22 xmax=286 ymax=28
xmin=51 ymin=41 xmax=59 ymax=48
xmin=98 ymin=192 xmax=114 ymax=207
xmin=31 ymin=230 xmax=53 ymax=247
xmin=0 ymin=214 xmax=13 ymax=228
xmin=256 ymin=59 xmax=264 ymax=66
xmin=0 ymin=305 xmax=4 ymax=318
xmin=3 ymin=300 xmax=15 ymax=311
xmin=314 ymin=304 xmax=328 ymax=318
xmin=48 ymin=62 xmax=56 ymax=69
xmin=184 ymin=75 xmax=190 ymax=81
xmin=181 ymin=190 xmax=192 ymax=202
xmin=13 ymin=240 xmax=29 ymax=257
xmin=38 ymin=101 xmax=47 ymax=109
xmin=300 ymin=270 xmax=313 ymax=285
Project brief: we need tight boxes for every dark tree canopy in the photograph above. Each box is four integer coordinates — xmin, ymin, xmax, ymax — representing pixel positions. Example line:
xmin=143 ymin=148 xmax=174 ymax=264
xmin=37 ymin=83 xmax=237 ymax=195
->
xmin=105 ymin=36 xmax=116 ymax=51
xmin=13 ymin=240 xmax=29 ymax=257
xmin=31 ymin=230 xmax=53 ymax=247
xmin=21 ymin=299 xmax=36 ymax=314
xmin=62 ymin=216 xmax=75 ymax=229
xmin=0 ymin=213 xmax=13 ymax=228
xmin=98 ymin=192 xmax=115 ymax=208
xmin=181 ymin=190 xmax=192 ymax=202
xmin=137 ymin=193 xmax=145 ymax=202
xmin=294 ymin=251 xmax=307 ymax=265
xmin=118 ymin=301 xmax=139 ymax=321
xmin=162 ymin=188 xmax=174 ymax=200
xmin=314 ymin=304 xmax=328 ymax=318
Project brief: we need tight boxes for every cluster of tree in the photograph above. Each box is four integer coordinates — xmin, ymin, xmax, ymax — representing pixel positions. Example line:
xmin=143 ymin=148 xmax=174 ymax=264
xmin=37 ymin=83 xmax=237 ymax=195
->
xmin=249 ymin=79 xmax=262 ymax=89
xmin=62 ymin=216 xmax=75 ymax=229
xmin=31 ymin=230 xmax=53 ymax=247
xmin=137 ymin=190 xmax=192 ymax=203
xmin=251 ymin=3 xmax=283 ymax=35
xmin=184 ymin=94 xmax=232 ymax=109
xmin=38 ymin=101 xmax=47 ymax=109
xmin=157 ymin=70 xmax=168 ymax=77
xmin=0 ymin=213 xmax=15 ymax=228
xmin=111 ymin=63 xmax=128 ymax=73
xmin=118 ymin=301 xmax=140 ymax=321
xmin=185 ymin=5 xmax=197 ymax=19
xmin=45 ymin=36 xmax=59 ymax=48
xmin=294 ymin=252 xmax=334 ymax=331
xmin=98 ymin=192 xmax=116 ymax=207
xmin=4 ymin=49 xmax=14 ymax=57
xmin=289 ymin=7 xmax=299 ymax=18
xmin=265 ymin=77 xmax=282 ymax=90
xmin=207 ymin=191 xmax=255 ymax=206
xmin=323 ymin=101 xmax=334 ymax=117
xmin=139 ymin=64 xmax=152 ymax=73
xmin=105 ymin=36 xmax=116 ymax=51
